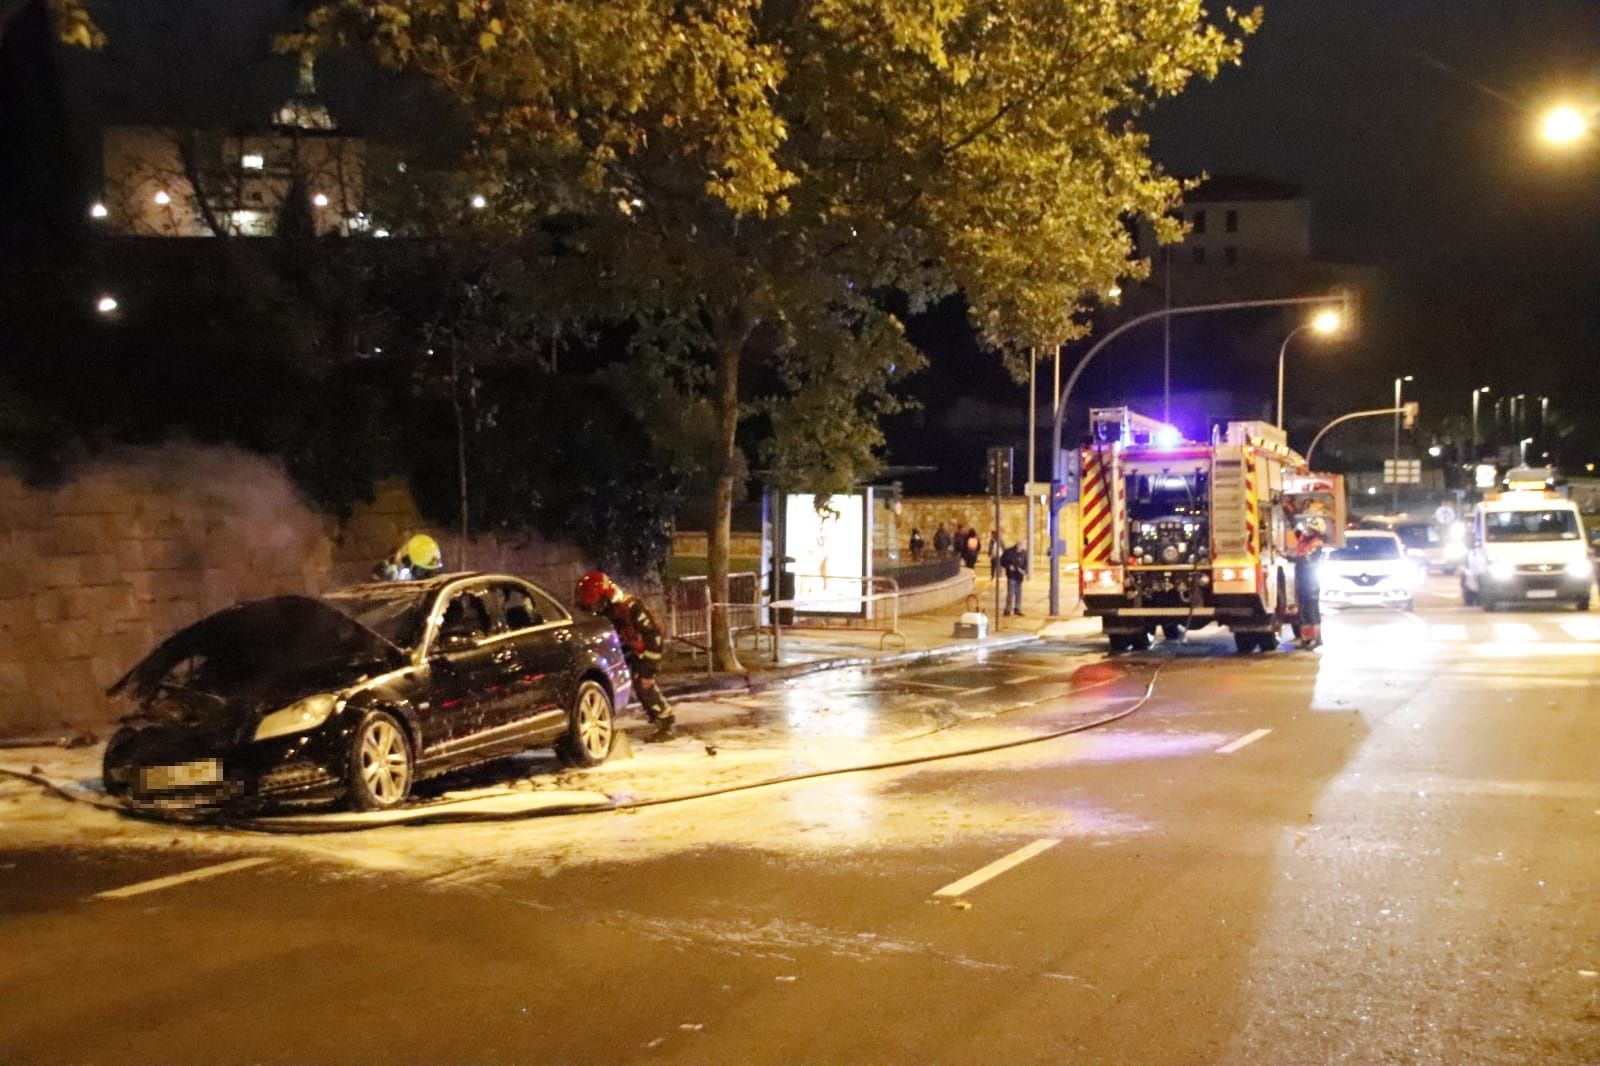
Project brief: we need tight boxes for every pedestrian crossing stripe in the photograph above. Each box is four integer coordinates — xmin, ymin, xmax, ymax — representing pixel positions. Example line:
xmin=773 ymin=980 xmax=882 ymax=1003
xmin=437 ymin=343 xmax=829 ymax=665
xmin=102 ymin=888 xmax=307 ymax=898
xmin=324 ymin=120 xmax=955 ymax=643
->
xmin=1334 ymin=618 xmax=1600 ymax=644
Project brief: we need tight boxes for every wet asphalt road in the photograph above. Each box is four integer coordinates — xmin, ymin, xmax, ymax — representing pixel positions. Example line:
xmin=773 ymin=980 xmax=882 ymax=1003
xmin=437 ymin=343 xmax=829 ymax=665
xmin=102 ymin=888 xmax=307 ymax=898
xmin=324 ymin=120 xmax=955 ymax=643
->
xmin=2 ymin=576 xmax=1598 ymax=1064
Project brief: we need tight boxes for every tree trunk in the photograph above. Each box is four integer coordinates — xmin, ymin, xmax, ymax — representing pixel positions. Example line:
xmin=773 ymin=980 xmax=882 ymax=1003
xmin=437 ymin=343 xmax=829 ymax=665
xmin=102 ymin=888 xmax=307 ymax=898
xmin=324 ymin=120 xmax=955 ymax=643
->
xmin=708 ymin=333 xmax=744 ymax=672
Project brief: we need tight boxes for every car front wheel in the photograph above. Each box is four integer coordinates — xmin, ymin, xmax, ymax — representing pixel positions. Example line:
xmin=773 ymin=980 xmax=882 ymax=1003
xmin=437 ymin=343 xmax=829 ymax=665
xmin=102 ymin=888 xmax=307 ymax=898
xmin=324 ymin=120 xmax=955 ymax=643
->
xmin=347 ymin=710 xmax=413 ymax=811
xmin=558 ymin=680 xmax=614 ymax=768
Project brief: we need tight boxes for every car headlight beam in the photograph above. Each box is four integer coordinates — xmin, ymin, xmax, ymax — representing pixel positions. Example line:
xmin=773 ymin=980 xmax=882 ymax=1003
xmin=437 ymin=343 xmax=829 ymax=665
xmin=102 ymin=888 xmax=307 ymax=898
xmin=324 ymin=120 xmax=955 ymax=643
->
xmin=1567 ymin=558 xmax=1592 ymax=579
xmin=254 ymin=694 xmax=341 ymax=742
xmin=1488 ymin=561 xmax=1516 ymax=583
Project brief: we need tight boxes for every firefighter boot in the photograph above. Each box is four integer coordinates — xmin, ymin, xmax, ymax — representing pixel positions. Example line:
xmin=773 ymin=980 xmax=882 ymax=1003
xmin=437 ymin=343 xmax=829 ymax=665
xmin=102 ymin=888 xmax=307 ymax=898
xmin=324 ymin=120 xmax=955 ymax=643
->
xmin=639 ymin=681 xmax=676 ymax=743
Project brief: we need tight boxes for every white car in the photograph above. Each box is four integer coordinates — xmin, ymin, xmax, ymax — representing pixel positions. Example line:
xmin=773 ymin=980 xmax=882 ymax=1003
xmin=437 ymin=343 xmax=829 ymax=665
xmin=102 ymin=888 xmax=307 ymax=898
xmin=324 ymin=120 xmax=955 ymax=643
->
xmin=1319 ymin=530 xmax=1423 ymax=611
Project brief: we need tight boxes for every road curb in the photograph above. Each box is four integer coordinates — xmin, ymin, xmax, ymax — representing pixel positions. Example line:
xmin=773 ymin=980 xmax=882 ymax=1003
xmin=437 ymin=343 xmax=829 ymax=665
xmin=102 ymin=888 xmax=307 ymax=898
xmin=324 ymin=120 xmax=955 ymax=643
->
xmin=661 ymin=632 xmax=1043 ymax=700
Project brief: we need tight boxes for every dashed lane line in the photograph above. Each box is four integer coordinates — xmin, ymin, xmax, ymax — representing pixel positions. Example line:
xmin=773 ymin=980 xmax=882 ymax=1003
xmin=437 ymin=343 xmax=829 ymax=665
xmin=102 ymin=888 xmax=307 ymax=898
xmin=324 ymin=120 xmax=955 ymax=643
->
xmin=93 ymin=858 xmax=272 ymax=901
xmin=1215 ymin=728 xmax=1272 ymax=755
xmin=932 ymin=839 xmax=1061 ymax=898
xmin=955 ymin=685 xmax=997 ymax=697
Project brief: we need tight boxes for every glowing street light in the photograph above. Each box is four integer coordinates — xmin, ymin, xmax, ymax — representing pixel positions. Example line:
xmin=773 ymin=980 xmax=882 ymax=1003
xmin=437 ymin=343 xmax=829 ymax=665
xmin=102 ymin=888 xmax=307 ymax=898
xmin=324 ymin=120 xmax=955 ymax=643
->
xmin=89 ymin=201 xmax=108 ymax=219
xmin=1539 ymin=103 xmax=1590 ymax=147
xmin=470 ymin=194 xmax=488 ymax=210
xmin=1276 ymin=307 xmax=1344 ymax=428
xmin=152 ymin=190 xmax=171 ymax=206
xmin=96 ymin=294 xmax=118 ymax=314
xmin=312 ymin=192 xmax=330 ymax=208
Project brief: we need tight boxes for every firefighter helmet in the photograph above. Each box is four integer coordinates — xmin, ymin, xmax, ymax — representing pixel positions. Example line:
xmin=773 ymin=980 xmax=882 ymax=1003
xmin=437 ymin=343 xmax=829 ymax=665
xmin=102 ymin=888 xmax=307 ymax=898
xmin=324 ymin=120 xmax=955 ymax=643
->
xmin=575 ymin=570 xmax=617 ymax=610
xmin=401 ymin=534 xmax=444 ymax=573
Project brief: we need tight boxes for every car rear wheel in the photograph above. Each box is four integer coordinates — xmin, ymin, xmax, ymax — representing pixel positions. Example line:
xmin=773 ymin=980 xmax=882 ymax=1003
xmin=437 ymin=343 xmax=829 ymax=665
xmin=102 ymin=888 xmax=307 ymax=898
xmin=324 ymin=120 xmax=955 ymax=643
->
xmin=557 ymin=680 xmax=614 ymax=768
xmin=1573 ymin=596 xmax=1590 ymax=612
xmin=1126 ymin=628 xmax=1153 ymax=652
xmin=347 ymin=711 xmax=413 ymax=811
xmin=1234 ymin=632 xmax=1258 ymax=654
xmin=1160 ymin=622 xmax=1186 ymax=641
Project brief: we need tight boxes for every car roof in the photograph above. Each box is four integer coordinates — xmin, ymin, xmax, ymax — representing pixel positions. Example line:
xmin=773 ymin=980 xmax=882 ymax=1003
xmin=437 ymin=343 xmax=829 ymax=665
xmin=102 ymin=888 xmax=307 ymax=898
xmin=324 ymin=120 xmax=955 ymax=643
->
xmin=328 ymin=572 xmax=539 ymax=597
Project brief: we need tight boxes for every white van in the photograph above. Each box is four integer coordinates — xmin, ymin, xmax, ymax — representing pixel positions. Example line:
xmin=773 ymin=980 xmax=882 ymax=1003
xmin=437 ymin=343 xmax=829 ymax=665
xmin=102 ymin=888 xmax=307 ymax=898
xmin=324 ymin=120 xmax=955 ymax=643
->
xmin=1460 ymin=492 xmax=1593 ymax=611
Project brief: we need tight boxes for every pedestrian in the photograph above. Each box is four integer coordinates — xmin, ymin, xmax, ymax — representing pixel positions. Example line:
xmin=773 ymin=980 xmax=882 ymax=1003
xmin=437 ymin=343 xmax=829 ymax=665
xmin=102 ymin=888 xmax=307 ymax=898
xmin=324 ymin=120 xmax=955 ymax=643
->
xmin=1001 ymin=540 xmax=1028 ymax=615
xmin=908 ymin=528 xmax=925 ymax=560
xmin=932 ymin=522 xmax=952 ymax=557
xmin=1294 ymin=525 xmax=1326 ymax=649
xmin=574 ymin=570 xmax=676 ymax=741
xmin=987 ymin=529 xmax=1002 ymax=581
xmin=961 ymin=527 xmax=981 ymax=569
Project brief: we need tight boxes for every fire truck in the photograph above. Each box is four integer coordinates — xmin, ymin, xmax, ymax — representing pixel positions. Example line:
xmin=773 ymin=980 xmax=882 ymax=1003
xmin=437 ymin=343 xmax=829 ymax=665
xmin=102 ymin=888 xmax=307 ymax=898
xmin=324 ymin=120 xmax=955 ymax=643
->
xmin=1077 ymin=407 xmax=1344 ymax=654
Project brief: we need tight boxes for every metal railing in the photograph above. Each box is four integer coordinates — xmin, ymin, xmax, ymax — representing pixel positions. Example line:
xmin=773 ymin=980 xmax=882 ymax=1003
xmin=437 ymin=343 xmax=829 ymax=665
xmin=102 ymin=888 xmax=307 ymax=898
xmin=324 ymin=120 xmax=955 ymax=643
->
xmin=666 ymin=571 xmax=761 ymax=660
xmin=771 ymin=574 xmax=907 ymax=652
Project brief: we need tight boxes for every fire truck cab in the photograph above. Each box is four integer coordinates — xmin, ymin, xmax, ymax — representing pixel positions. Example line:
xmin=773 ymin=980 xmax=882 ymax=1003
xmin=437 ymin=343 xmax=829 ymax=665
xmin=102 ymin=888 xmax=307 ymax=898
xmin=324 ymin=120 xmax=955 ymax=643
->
xmin=1077 ymin=407 xmax=1336 ymax=654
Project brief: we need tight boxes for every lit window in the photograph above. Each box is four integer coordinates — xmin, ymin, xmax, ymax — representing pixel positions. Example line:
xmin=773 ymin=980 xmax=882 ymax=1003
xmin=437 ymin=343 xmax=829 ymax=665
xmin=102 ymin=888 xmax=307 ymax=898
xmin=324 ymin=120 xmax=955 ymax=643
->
xmin=241 ymin=153 xmax=265 ymax=171
xmin=153 ymin=190 xmax=171 ymax=206
xmin=313 ymin=192 xmax=330 ymax=208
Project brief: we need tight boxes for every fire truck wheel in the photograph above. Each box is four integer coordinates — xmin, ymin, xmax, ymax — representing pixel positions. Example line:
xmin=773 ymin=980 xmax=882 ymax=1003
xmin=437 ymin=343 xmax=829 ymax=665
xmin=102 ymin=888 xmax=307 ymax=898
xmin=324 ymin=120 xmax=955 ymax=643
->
xmin=1160 ymin=623 xmax=1186 ymax=641
xmin=1107 ymin=633 xmax=1130 ymax=653
xmin=1234 ymin=632 xmax=1274 ymax=654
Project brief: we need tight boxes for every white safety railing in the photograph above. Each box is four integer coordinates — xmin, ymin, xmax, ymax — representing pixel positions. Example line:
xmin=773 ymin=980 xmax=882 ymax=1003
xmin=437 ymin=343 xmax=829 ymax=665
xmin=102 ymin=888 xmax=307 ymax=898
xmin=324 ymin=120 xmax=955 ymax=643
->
xmin=770 ymin=574 xmax=907 ymax=654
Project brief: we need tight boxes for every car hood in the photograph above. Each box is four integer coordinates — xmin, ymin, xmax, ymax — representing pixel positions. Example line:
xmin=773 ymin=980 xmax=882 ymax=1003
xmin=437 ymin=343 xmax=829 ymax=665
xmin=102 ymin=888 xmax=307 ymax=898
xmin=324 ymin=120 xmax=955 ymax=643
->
xmin=110 ymin=596 xmax=405 ymax=711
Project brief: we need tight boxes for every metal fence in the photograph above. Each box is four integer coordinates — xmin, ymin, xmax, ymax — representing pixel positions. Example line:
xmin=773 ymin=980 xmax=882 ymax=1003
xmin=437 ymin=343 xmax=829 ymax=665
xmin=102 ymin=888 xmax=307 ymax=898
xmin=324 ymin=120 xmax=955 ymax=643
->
xmin=773 ymin=574 xmax=906 ymax=651
xmin=666 ymin=571 xmax=761 ymax=655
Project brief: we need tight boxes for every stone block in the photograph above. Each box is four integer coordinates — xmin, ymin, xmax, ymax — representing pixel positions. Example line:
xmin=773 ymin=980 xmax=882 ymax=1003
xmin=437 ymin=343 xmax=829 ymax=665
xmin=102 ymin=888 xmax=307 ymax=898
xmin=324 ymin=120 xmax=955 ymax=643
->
xmin=0 ymin=661 xmax=28 ymax=694
xmin=37 ymin=557 xmax=82 ymax=590
xmin=79 ymin=553 xmax=123 ymax=587
xmin=33 ymin=591 xmax=70 ymax=624
xmin=114 ymin=540 xmax=146 ymax=573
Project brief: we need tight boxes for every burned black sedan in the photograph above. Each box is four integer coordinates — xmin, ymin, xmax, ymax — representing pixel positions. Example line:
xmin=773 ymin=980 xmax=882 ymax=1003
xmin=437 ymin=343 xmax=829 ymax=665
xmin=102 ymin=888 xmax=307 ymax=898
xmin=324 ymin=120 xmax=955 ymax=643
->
xmin=102 ymin=573 xmax=633 ymax=812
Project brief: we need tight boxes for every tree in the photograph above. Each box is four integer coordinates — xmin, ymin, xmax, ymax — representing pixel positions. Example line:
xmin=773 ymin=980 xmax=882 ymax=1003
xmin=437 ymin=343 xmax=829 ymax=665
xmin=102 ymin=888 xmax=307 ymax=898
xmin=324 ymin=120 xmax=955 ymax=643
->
xmin=294 ymin=0 xmax=1258 ymax=669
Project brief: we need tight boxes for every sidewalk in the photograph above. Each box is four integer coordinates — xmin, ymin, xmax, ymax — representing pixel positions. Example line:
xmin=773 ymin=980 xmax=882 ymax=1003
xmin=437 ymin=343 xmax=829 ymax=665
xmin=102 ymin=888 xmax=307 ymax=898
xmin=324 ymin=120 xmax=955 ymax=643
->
xmin=660 ymin=568 xmax=1102 ymax=700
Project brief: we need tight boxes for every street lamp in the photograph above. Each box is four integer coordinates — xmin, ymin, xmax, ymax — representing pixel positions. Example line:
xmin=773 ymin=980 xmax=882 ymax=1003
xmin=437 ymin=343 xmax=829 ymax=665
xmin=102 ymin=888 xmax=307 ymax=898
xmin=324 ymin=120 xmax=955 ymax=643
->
xmin=1392 ymin=374 xmax=1414 ymax=512
xmin=95 ymin=294 xmax=118 ymax=315
xmin=1538 ymin=103 xmax=1591 ymax=147
xmin=1275 ymin=308 xmax=1343 ymax=428
xmin=1471 ymin=386 xmax=1490 ymax=465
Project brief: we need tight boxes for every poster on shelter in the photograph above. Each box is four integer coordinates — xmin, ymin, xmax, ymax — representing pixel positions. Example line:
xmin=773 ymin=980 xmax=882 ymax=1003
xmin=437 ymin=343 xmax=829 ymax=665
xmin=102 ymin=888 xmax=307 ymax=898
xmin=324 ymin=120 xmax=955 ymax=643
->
xmin=784 ymin=494 xmax=865 ymax=614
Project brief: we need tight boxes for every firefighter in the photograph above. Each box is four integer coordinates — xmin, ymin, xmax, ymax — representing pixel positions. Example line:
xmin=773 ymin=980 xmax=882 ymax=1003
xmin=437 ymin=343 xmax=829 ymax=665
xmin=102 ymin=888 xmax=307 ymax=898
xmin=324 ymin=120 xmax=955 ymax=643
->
xmin=1295 ymin=524 xmax=1326 ymax=649
xmin=575 ymin=570 xmax=676 ymax=741
xmin=375 ymin=534 xmax=445 ymax=582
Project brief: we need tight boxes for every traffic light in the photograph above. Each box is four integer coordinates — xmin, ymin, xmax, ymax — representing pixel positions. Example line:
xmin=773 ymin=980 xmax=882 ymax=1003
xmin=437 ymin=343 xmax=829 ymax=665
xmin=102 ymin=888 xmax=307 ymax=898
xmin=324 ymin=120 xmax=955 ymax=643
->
xmin=1402 ymin=401 xmax=1419 ymax=430
xmin=985 ymin=446 xmax=1013 ymax=497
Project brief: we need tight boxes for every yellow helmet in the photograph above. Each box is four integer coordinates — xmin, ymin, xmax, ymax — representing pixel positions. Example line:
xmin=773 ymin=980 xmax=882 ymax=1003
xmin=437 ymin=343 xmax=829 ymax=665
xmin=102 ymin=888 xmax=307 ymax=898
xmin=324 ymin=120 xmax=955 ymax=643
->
xmin=400 ymin=533 xmax=443 ymax=572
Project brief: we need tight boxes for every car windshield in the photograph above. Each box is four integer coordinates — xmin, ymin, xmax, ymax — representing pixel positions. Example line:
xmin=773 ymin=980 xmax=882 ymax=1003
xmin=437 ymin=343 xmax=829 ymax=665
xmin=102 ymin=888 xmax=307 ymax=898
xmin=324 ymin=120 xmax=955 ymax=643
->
xmin=1329 ymin=537 xmax=1400 ymax=561
xmin=1390 ymin=524 xmax=1437 ymax=549
xmin=116 ymin=596 xmax=403 ymax=702
xmin=323 ymin=586 xmax=432 ymax=650
xmin=1483 ymin=510 xmax=1580 ymax=542
xmin=1127 ymin=472 xmax=1208 ymax=522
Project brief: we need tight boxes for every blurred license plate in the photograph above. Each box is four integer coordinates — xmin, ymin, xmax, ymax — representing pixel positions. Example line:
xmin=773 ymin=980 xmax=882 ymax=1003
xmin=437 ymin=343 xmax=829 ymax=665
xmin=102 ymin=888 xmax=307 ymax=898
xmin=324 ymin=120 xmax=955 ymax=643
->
xmin=140 ymin=759 xmax=221 ymax=791
xmin=1526 ymin=589 xmax=1558 ymax=600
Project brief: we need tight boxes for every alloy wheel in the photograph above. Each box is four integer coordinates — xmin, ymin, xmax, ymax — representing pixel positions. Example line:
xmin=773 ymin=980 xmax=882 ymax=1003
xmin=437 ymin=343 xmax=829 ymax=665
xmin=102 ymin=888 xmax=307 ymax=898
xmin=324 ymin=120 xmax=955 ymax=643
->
xmin=575 ymin=684 xmax=613 ymax=761
xmin=359 ymin=717 xmax=411 ymax=805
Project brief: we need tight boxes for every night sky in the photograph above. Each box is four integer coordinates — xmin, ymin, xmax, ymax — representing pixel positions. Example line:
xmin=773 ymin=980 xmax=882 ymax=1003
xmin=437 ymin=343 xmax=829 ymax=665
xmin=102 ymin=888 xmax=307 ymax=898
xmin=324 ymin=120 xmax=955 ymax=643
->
xmin=50 ymin=0 xmax=1600 ymax=485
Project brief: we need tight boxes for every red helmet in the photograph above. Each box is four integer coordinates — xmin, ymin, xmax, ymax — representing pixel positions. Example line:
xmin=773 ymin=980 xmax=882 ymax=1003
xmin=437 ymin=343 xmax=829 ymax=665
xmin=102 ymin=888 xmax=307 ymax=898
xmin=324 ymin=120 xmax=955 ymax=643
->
xmin=575 ymin=570 xmax=617 ymax=610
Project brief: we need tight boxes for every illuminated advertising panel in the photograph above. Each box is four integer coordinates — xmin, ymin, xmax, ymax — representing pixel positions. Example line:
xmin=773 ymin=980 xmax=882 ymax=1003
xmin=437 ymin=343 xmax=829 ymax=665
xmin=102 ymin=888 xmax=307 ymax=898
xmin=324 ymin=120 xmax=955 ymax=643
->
xmin=783 ymin=493 xmax=865 ymax=614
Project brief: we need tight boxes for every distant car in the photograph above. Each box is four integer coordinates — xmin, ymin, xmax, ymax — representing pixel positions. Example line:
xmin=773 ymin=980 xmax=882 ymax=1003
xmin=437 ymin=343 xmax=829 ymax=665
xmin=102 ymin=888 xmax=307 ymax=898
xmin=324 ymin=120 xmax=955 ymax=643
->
xmin=102 ymin=574 xmax=633 ymax=812
xmin=1355 ymin=513 xmax=1464 ymax=574
xmin=1319 ymin=530 xmax=1422 ymax=611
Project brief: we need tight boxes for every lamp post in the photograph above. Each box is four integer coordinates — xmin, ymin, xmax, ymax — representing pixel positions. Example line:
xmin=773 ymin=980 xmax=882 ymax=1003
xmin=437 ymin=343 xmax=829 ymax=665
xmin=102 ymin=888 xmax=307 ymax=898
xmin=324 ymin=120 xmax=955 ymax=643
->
xmin=1045 ymin=291 xmax=1351 ymax=615
xmin=1392 ymin=374 xmax=1414 ymax=512
xmin=1538 ymin=103 xmax=1592 ymax=147
xmin=1471 ymin=385 xmax=1490 ymax=467
xmin=1276 ymin=308 xmax=1343 ymax=428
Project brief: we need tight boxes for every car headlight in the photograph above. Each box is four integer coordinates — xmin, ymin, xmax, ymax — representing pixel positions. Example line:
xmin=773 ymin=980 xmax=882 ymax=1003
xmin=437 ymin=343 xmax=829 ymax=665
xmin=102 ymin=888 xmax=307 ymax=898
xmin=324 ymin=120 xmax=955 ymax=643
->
xmin=254 ymin=694 xmax=341 ymax=742
xmin=1567 ymin=558 xmax=1592 ymax=578
xmin=1488 ymin=561 xmax=1516 ymax=582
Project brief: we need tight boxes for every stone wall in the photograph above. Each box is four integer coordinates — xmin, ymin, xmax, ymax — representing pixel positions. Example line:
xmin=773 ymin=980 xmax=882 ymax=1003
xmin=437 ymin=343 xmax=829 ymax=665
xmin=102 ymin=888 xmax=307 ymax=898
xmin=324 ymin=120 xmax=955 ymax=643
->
xmin=894 ymin=496 xmax=1080 ymax=565
xmin=0 ymin=444 xmax=595 ymax=739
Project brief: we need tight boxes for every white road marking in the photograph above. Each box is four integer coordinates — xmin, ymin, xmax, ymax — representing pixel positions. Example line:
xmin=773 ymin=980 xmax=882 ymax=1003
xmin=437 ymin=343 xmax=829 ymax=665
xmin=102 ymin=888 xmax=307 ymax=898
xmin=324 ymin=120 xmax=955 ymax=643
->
xmin=955 ymin=685 xmax=997 ymax=697
xmin=94 ymin=857 xmax=272 ymax=900
xmin=1215 ymin=728 xmax=1273 ymax=755
xmin=1001 ymin=673 xmax=1048 ymax=686
xmin=1559 ymin=619 xmax=1600 ymax=642
xmin=1428 ymin=624 xmax=1468 ymax=641
xmin=896 ymin=680 xmax=969 ymax=692
xmin=1492 ymin=622 xmax=1539 ymax=643
xmin=933 ymin=838 xmax=1060 ymax=898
